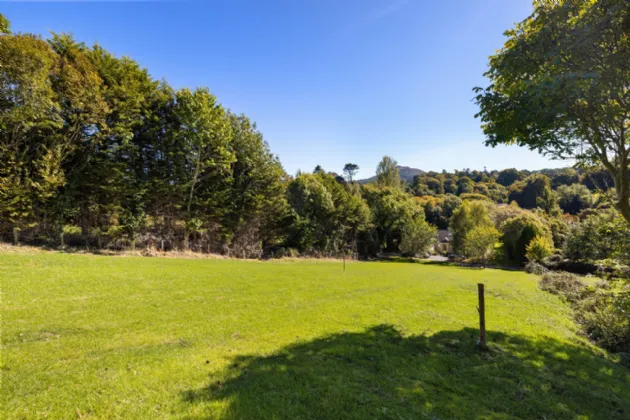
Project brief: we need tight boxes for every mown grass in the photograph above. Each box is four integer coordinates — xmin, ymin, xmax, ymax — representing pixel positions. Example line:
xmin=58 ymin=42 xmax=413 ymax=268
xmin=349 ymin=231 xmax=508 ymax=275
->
xmin=2 ymin=251 xmax=629 ymax=419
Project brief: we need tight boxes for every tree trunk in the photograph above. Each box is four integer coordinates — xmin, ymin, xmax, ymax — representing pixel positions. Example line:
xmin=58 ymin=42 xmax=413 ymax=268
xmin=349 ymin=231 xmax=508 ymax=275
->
xmin=617 ymin=199 xmax=630 ymax=225
xmin=609 ymin=126 xmax=630 ymax=225
xmin=183 ymin=229 xmax=190 ymax=251
xmin=12 ymin=227 xmax=19 ymax=246
xmin=184 ymin=152 xmax=202 ymax=251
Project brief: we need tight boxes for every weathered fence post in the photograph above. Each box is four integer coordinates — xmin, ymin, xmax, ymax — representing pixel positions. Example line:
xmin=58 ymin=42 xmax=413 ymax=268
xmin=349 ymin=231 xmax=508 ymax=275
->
xmin=477 ymin=283 xmax=486 ymax=348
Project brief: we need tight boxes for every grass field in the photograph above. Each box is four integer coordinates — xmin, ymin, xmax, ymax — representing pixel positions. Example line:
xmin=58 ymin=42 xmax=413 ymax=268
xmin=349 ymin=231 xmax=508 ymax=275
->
xmin=2 ymin=251 xmax=630 ymax=419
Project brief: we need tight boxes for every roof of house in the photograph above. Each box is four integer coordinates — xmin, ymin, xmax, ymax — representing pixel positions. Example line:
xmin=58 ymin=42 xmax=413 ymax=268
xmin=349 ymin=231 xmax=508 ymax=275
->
xmin=437 ymin=229 xmax=453 ymax=243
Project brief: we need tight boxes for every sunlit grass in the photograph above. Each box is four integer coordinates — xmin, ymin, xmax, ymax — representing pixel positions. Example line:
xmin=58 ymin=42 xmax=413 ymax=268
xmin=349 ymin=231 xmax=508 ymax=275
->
xmin=2 ymin=252 xmax=629 ymax=419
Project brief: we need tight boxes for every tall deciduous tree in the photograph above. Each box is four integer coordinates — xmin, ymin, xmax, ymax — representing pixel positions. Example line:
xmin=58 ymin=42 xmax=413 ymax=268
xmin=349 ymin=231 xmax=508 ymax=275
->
xmin=475 ymin=0 xmax=630 ymax=224
xmin=364 ymin=185 xmax=428 ymax=253
xmin=449 ymin=200 xmax=493 ymax=255
xmin=376 ymin=156 xmax=401 ymax=189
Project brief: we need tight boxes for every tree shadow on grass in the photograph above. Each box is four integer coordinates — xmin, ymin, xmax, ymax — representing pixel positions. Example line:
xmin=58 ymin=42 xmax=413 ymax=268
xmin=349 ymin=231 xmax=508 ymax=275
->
xmin=182 ymin=326 xmax=630 ymax=420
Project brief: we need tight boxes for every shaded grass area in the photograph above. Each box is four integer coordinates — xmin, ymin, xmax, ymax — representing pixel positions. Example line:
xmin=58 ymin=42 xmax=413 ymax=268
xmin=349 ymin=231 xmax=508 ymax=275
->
xmin=185 ymin=326 xmax=630 ymax=420
xmin=2 ymin=251 xmax=629 ymax=419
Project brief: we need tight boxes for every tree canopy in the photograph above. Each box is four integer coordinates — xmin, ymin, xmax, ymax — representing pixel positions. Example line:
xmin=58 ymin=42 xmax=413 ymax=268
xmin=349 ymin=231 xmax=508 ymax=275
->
xmin=475 ymin=0 xmax=630 ymax=224
xmin=376 ymin=156 xmax=402 ymax=189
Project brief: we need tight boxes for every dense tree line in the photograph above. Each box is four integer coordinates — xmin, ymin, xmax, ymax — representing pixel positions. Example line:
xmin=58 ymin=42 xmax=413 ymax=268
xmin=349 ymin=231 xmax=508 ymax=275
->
xmin=0 ymin=16 xmax=439 ymax=258
xmin=408 ymin=166 xmax=625 ymax=226
xmin=1 ymin=13 xmax=627 ymax=264
xmin=0 ymin=20 xmax=292 ymax=256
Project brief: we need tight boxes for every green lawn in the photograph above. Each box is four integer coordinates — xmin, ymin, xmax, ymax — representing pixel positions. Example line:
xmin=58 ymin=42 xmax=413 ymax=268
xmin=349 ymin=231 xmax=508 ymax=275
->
xmin=2 ymin=252 xmax=629 ymax=419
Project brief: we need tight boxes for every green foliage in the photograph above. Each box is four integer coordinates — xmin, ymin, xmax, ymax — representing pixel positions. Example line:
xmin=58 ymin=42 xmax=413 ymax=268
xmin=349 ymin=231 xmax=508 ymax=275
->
xmin=489 ymin=201 xmax=524 ymax=229
xmin=286 ymin=172 xmax=370 ymax=255
xmin=0 ymin=13 xmax=10 ymax=35
xmin=286 ymin=173 xmax=336 ymax=251
xmin=582 ymin=169 xmax=615 ymax=192
xmin=449 ymin=200 xmax=493 ymax=254
xmin=496 ymin=168 xmax=522 ymax=187
xmin=545 ymin=214 xmax=570 ymax=249
xmin=62 ymin=225 xmax=82 ymax=235
xmin=4 ymin=15 xmax=625 ymax=262
xmin=501 ymin=213 xmax=553 ymax=264
xmin=463 ymin=225 xmax=500 ymax=264
xmin=456 ymin=176 xmax=474 ymax=195
xmin=363 ymin=185 xmax=427 ymax=254
xmin=508 ymin=174 xmax=557 ymax=214
xmin=557 ymin=184 xmax=593 ymax=215
xmin=412 ymin=176 xmax=443 ymax=196
xmin=443 ymin=178 xmax=458 ymax=195
xmin=576 ymin=282 xmax=630 ymax=352
xmin=415 ymin=194 xmax=461 ymax=230
xmin=526 ymin=235 xmax=554 ymax=263
xmin=550 ymin=168 xmax=580 ymax=189
xmin=399 ymin=218 xmax=436 ymax=256
xmin=375 ymin=156 xmax=402 ymax=189
xmin=475 ymin=0 xmax=630 ymax=224
xmin=0 ymin=34 xmax=65 ymax=229
xmin=539 ymin=269 xmax=630 ymax=353
xmin=0 ymin=28 xmax=284 ymax=255
xmin=564 ymin=213 xmax=630 ymax=263
xmin=483 ymin=182 xmax=508 ymax=203
xmin=459 ymin=193 xmax=491 ymax=202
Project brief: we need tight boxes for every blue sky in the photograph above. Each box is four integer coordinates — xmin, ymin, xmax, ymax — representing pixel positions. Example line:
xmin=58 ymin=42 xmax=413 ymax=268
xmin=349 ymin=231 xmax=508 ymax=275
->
xmin=3 ymin=0 xmax=562 ymax=178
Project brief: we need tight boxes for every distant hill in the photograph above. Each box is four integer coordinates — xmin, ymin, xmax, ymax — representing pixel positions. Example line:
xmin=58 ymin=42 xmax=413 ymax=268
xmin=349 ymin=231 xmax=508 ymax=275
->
xmin=358 ymin=166 xmax=425 ymax=184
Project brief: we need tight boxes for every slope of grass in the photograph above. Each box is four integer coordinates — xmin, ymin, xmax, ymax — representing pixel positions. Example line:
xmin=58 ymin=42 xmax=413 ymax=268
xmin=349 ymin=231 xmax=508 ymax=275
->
xmin=2 ymin=252 xmax=629 ymax=419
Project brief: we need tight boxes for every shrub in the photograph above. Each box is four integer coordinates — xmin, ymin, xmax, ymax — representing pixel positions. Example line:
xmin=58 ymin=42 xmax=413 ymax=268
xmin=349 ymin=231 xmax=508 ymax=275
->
xmin=526 ymin=235 xmax=554 ymax=262
xmin=501 ymin=213 xmax=552 ymax=264
xmin=563 ymin=213 xmax=615 ymax=262
xmin=59 ymin=224 xmax=83 ymax=247
xmin=539 ymin=271 xmax=585 ymax=302
xmin=62 ymin=225 xmax=82 ymax=235
xmin=525 ymin=261 xmax=548 ymax=275
xmin=575 ymin=282 xmax=630 ymax=352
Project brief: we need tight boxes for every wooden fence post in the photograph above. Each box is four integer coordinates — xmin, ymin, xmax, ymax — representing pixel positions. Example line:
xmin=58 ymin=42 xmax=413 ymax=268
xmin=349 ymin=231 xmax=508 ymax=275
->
xmin=478 ymin=283 xmax=486 ymax=348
